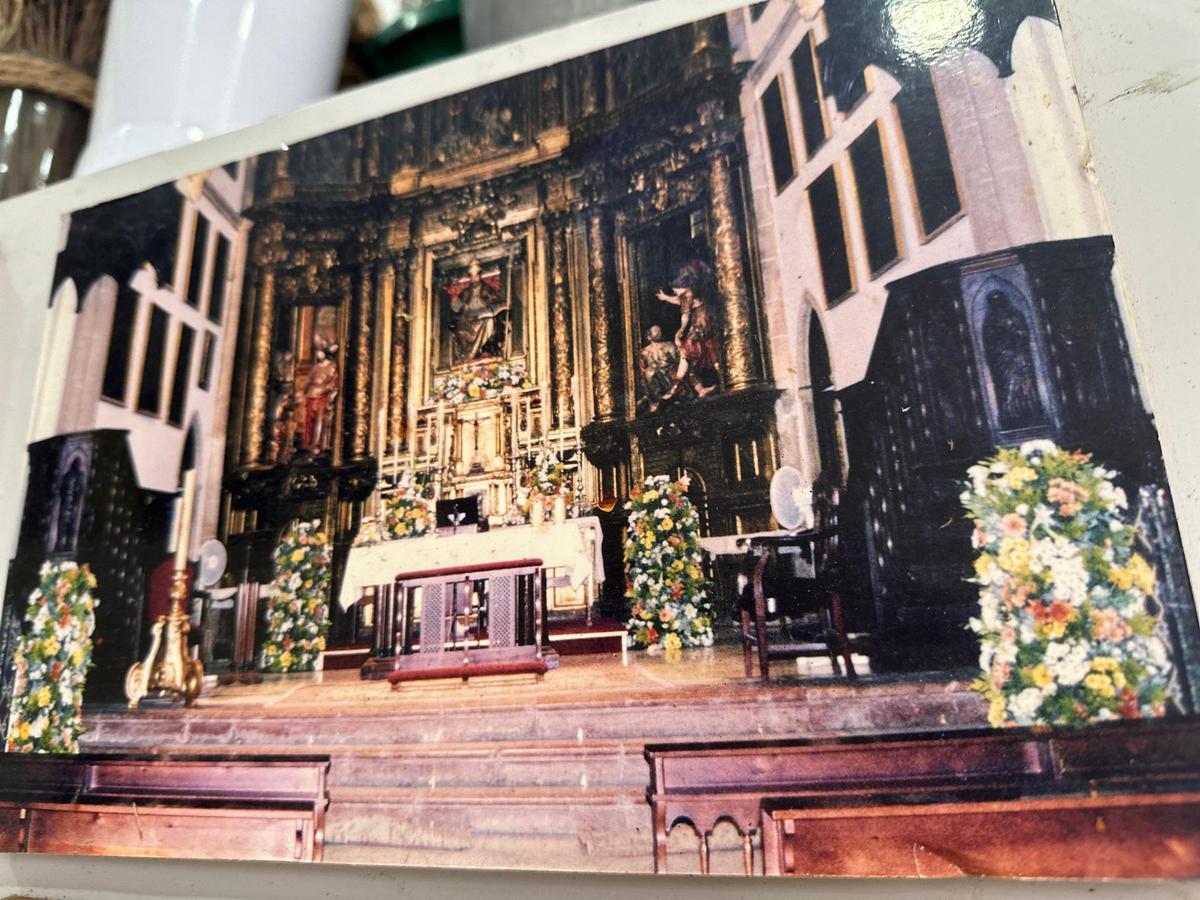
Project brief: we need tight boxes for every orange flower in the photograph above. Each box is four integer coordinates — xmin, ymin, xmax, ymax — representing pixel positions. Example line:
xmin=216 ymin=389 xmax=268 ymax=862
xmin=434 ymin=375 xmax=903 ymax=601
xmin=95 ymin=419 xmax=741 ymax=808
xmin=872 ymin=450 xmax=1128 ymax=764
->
xmin=1000 ymin=579 xmax=1033 ymax=611
xmin=1090 ymin=607 xmax=1133 ymax=643
xmin=1046 ymin=478 xmax=1089 ymax=517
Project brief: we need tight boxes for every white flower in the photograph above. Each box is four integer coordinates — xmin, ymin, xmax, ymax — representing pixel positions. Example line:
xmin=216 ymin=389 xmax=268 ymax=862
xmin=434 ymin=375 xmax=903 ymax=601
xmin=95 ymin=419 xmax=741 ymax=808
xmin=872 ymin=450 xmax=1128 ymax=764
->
xmin=1031 ymin=504 xmax=1056 ymax=534
xmin=1011 ymin=688 xmax=1045 ymax=723
xmin=1045 ymin=639 xmax=1091 ymax=686
xmin=1018 ymin=621 xmax=1037 ymax=645
xmin=967 ymin=465 xmax=989 ymax=495
xmin=1020 ymin=439 xmax=1058 ymax=456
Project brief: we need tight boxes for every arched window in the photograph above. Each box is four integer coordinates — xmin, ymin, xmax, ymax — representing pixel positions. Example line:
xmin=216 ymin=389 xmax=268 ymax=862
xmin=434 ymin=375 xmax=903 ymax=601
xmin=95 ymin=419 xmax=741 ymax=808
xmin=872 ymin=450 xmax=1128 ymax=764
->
xmin=180 ymin=417 xmax=200 ymax=481
xmin=808 ymin=313 xmax=844 ymax=484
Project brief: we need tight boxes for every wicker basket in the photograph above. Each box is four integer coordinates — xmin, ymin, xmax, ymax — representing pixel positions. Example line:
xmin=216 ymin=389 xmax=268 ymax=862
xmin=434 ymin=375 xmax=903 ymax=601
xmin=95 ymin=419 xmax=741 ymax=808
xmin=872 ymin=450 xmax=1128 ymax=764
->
xmin=0 ymin=0 xmax=108 ymax=198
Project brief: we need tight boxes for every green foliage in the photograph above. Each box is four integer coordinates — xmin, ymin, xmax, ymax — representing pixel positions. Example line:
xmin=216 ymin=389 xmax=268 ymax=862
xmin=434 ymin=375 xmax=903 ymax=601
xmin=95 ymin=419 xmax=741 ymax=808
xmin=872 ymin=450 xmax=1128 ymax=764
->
xmin=624 ymin=475 xmax=714 ymax=652
xmin=260 ymin=520 xmax=331 ymax=673
xmin=5 ymin=562 xmax=98 ymax=753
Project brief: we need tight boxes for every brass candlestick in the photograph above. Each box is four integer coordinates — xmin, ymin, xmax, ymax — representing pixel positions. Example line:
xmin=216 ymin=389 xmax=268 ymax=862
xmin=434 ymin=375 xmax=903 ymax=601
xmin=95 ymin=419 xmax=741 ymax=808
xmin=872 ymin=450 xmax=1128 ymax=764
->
xmin=124 ymin=569 xmax=204 ymax=707
xmin=125 ymin=469 xmax=203 ymax=707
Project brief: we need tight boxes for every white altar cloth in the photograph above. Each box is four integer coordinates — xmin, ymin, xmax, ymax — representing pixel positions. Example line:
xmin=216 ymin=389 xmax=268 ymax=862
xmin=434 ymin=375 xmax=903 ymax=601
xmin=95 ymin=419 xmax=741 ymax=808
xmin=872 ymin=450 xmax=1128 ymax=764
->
xmin=338 ymin=516 xmax=604 ymax=611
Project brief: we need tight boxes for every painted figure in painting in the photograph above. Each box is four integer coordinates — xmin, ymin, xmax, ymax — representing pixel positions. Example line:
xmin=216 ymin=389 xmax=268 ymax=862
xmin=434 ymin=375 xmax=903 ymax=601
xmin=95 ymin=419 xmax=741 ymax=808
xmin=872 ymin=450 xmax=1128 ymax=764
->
xmin=656 ymin=260 xmax=720 ymax=399
xmin=300 ymin=340 xmax=339 ymax=456
xmin=638 ymin=324 xmax=680 ymax=413
xmin=449 ymin=259 xmax=508 ymax=365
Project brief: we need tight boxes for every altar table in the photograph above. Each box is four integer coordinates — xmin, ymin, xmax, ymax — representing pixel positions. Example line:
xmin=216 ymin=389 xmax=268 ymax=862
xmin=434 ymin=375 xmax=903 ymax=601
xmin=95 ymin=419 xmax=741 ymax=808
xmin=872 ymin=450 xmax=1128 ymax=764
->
xmin=338 ymin=516 xmax=604 ymax=612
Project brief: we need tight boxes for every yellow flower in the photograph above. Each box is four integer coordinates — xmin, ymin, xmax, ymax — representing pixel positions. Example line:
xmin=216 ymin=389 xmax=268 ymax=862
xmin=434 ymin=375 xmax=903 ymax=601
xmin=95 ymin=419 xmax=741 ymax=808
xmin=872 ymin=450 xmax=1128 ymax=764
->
xmin=1039 ymin=619 xmax=1068 ymax=640
xmin=290 ymin=549 xmax=305 ymax=563
xmin=42 ymin=635 xmax=60 ymax=657
xmin=1084 ymin=672 xmax=1115 ymax=698
xmin=987 ymin=696 xmax=1007 ymax=728
xmin=35 ymin=686 xmax=52 ymax=707
xmin=1128 ymin=554 xmax=1156 ymax=595
xmin=1025 ymin=664 xmax=1053 ymax=688
xmin=1091 ymin=656 xmax=1120 ymax=672
xmin=70 ymin=646 xmax=84 ymax=667
xmin=660 ymin=518 xmax=673 ymax=531
xmin=279 ymin=651 xmax=294 ymax=668
xmin=1108 ymin=566 xmax=1134 ymax=591
xmin=17 ymin=722 xmax=29 ymax=741
xmin=997 ymin=538 xmax=1031 ymax=576
xmin=1006 ymin=467 xmax=1037 ymax=490
xmin=663 ymin=633 xmax=682 ymax=652
xmin=974 ymin=554 xmax=997 ymax=579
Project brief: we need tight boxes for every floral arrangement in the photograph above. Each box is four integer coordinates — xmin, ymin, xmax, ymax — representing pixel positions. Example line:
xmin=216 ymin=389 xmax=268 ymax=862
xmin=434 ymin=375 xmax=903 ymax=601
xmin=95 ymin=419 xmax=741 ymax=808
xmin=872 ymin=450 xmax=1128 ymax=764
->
xmin=381 ymin=472 xmax=434 ymax=540
xmin=433 ymin=360 xmax=531 ymax=405
xmin=260 ymin=520 xmax=331 ymax=673
xmin=624 ymin=474 xmax=714 ymax=652
xmin=963 ymin=440 xmax=1174 ymax=727
xmin=5 ymin=561 xmax=98 ymax=753
xmin=522 ymin=447 xmax=572 ymax=501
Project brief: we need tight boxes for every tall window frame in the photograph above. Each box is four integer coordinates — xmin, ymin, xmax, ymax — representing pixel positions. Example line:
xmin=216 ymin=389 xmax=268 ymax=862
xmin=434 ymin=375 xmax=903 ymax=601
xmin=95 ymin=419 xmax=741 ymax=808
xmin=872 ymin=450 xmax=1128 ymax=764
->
xmin=759 ymin=76 xmax=797 ymax=193
xmin=789 ymin=31 xmax=830 ymax=160
xmin=807 ymin=162 xmax=855 ymax=307
xmin=848 ymin=120 xmax=903 ymax=277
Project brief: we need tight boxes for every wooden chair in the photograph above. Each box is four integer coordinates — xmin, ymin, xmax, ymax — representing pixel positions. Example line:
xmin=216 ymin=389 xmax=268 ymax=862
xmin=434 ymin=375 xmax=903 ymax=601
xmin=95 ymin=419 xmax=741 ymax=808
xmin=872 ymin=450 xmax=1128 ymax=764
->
xmin=739 ymin=482 xmax=856 ymax=683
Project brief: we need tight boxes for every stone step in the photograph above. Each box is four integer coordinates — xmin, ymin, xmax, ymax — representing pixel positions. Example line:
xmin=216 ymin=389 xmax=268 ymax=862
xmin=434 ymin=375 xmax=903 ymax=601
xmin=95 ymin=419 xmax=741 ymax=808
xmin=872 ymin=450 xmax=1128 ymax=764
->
xmin=323 ymin=829 xmax=750 ymax=875
xmin=323 ymin=785 xmax=757 ymax=874
xmin=83 ymin=681 xmax=982 ymax=750
xmin=79 ymin=737 xmax=673 ymax=789
xmin=324 ymin=784 xmax=647 ymax=848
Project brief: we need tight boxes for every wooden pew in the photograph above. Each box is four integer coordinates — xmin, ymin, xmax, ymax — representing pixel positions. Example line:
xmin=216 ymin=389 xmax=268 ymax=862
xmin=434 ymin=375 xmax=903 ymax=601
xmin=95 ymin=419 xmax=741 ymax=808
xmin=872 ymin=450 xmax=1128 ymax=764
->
xmin=644 ymin=718 xmax=1200 ymax=875
xmin=0 ymin=753 xmax=330 ymax=861
xmin=762 ymin=786 xmax=1200 ymax=877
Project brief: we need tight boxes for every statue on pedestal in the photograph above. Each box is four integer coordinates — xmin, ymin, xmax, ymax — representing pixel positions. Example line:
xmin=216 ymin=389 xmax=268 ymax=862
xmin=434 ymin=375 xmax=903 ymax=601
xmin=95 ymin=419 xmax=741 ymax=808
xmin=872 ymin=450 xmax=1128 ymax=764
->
xmin=655 ymin=259 xmax=720 ymax=399
xmin=638 ymin=324 xmax=680 ymax=414
xmin=268 ymin=351 xmax=297 ymax=465
xmin=300 ymin=339 xmax=339 ymax=458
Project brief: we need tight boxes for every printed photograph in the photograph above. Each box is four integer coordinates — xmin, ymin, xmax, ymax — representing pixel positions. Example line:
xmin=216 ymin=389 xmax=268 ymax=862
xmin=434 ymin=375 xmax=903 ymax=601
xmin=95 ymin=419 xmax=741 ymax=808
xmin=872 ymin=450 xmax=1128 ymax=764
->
xmin=0 ymin=0 xmax=1198 ymax=878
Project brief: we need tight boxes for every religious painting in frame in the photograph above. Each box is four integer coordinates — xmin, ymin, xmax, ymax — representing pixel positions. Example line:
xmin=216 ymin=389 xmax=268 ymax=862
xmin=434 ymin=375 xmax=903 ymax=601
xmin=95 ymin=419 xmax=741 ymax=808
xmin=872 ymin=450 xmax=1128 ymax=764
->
xmin=0 ymin=0 xmax=1197 ymax=883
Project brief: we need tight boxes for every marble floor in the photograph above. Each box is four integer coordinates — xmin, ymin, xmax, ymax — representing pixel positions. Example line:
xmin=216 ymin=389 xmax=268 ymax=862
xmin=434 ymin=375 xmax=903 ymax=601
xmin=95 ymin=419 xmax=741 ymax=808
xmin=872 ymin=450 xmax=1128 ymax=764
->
xmin=190 ymin=643 xmax=897 ymax=714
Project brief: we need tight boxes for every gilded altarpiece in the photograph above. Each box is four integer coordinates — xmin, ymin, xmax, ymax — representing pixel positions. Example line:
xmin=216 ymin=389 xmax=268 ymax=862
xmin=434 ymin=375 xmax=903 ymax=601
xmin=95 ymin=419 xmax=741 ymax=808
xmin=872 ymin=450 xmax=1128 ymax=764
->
xmin=221 ymin=16 xmax=781 ymax=639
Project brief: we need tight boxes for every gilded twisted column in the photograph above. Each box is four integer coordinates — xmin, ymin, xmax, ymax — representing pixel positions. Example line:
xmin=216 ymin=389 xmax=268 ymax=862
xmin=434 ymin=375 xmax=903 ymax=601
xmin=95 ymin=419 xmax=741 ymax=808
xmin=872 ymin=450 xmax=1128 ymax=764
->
xmin=587 ymin=210 xmax=620 ymax=421
xmin=243 ymin=268 xmax=275 ymax=465
xmin=550 ymin=222 xmax=574 ymax=428
xmin=387 ymin=255 xmax=410 ymax=455
xmin=351 ymin=267 xmax=374 ymax=459
xmin=708 ymin=149 xmax=762 ymax=390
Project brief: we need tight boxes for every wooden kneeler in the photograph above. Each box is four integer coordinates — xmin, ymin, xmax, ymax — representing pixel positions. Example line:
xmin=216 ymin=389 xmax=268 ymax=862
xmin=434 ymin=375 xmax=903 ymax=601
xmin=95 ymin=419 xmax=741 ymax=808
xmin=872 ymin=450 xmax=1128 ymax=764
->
xmin=387 ymin=656 xmax=550 ymax=688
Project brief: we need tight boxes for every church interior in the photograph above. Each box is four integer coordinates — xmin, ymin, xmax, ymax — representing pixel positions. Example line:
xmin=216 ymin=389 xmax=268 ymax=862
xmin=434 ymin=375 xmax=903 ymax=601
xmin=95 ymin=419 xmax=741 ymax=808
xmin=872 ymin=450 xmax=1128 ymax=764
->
xmin=1 ymin=2 xmax=1198 ymax=879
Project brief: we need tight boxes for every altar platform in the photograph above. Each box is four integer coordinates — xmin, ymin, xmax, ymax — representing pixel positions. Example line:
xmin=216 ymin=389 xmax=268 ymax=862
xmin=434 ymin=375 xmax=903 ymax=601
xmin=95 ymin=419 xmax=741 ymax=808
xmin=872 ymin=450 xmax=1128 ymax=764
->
xmin=80 ymin=646 xmax=986 ymax=874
